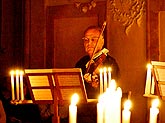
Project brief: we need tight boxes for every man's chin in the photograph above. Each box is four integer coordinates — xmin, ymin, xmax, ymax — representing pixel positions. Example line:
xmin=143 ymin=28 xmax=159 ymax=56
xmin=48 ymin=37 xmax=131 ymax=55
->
xmin=87 ymin=51 xmax=94 ymax=56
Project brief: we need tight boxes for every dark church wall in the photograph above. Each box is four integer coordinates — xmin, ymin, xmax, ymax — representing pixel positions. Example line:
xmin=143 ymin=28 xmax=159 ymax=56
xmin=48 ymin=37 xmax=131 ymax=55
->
xmin=0 ymin=0 xmax=24 ymax=77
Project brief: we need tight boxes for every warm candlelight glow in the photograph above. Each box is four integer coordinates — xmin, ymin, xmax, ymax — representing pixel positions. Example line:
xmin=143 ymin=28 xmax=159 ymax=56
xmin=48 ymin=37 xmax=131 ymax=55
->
xmin=108 ymin=67 xmax=111 ymax=88
xmin=10 ymin=69 xmax=24 ymax=101
xmin=149 ymin=98 xmax=159 ymax=123
xmin=97 ymin=95 xmax=104 ymax=123
xmin=10 ymin=70 xmax=15 ymax=100
xmin=100 ymin=68 xmax=103 ymax=94
xmin=98 ymin=68 xmax=122 ymax=123
xmin=20 ymin=70 xmax=24 ymax=100
xmin=115 ymin=87 xmax=122 ymax=123
xmin=151 ymin=99 xmax=159 ymax=108
xmin=145 ymin=63 xmax=152 ymax=95
xmin=103 ymin=80 xmax=122 ymax=123
xmin=109 ymin=79 xmax=116 ymax=92
xmin=16 ymin=70 xmax=20 ymax=100
xmin=108 ymin=67 xmax=111 ymax=72
xmin=122 ymin=100 xmax=131 ymax=123
xmin=103 ymin=67 xmax=107 ymax=91
xmin=69 ymin=93 xmax=79 ymax=123
xmin=124 ymin=100 xmax=131 ymax=110
xmin=147 ymin=63 xmax=153 ymax=69
xmin=71 ymin=93 xmax=79 ymax=105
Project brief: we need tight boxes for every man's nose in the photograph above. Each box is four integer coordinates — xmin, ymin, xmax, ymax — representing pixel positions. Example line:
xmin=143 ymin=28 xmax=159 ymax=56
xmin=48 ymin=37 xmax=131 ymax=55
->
xmin=88 ymin=39 xmax=94 ymax=45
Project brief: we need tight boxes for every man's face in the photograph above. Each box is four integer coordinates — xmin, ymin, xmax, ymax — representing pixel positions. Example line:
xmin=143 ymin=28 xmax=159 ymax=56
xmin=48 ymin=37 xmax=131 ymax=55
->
xmin=83 ymin=29 xmax=104 ymax=57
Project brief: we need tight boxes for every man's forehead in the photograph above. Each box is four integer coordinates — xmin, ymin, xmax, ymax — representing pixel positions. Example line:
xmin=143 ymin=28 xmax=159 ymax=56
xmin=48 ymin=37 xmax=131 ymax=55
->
xmin=85 ymin=29 xmax=100 ymax=36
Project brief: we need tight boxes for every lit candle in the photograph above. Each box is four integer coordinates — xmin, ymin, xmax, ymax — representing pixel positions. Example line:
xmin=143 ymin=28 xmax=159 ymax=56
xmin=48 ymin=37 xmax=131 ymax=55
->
xmin=100 ymin=68 xmax=103 ymax=94
xmin=20 ymin=70 xmax=24 ymax=100
xmin=103 ymin=67 xmax=107 ymax=92
xmin=151 ymin=76 xmax=155 ymax=94
xmin=16 ymin=70 xmax=20 ymax=100
xmin=149 ymin=99 xmax=159 ymax=123
xmin=69 ymin=93 xmax=79 ymax=123
xmin=97 ymin=95 xmax=104 ymax=123
xmin=104 ymin=80 xmax=121 ymax=123
xmin=122 ymin=100 xmax=131 ymax=123
xmin=108 ymin=67 xmax=111 ymax=88
xmin=104 ymin=79 xmax=116 ymax=123
xmin=109 ymin=79 xmax=116 ymax=92
xmin=115 ymin=87 xmax=122 ymax=123
xmin=10 ymin=70 xmax=15 ymax=100
xmin=104 ymin=93 xmax=111 ymax=123
xmin=145 ymin=64 xmax=152 ymax=95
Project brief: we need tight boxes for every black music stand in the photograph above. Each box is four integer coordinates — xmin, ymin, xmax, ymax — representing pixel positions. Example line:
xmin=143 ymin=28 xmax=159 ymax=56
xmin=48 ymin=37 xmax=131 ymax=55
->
xmin=24 ymin=68 xmax=88 ymax=123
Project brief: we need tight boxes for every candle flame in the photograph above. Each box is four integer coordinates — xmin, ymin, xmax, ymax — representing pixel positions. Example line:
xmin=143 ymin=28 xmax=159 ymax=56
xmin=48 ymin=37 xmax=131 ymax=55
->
xmin=10 ymin=69 xmax=24 ymax=75
xmin=124 ymin=100 xmax=131 ymax=110
xmin=16 ymin=70 xmax=19 ymax=75
xmin=147 ymin=63 xmax=152 ymax=69
xmin=71 ymin=93 xmax=79 ymax=105
xmin=152 ymin=99 xmax=159 ymax=108
xmin=100 ymin=68 xmax=103 ymax=73
xmin=117 ymin=87 xmax=122 ymax=97
xmin=103 ymin=67 xmax=107 ymax=72
xmin=108 ymin=67 xmax=111 ymax=72
xmin=10 ymin=70 xmax=15 ymax=75
xmin=19 ymin=70 xmax=24 ymax=75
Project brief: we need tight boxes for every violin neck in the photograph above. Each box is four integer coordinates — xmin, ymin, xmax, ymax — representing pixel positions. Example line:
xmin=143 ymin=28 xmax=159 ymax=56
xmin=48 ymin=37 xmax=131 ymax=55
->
xmin=93 ymin=48 xmax=109 ymax=60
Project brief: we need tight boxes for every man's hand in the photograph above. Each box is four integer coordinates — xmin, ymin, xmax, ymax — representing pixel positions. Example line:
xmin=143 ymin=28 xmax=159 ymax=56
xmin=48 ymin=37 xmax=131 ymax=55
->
xmin=84 ymin=73 xmax=99 ymax=88
xmin=91 ymin=74 xmax=99 ymax=88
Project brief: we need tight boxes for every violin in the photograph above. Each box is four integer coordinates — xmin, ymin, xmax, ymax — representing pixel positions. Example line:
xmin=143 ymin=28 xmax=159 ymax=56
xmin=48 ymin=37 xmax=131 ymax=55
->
xmin=84 ymin=48 xmax=109 ymax=88
xmin=86 ymin=48 xmax=109 ymax=74
xmin=85 ymin=21 xmax=107 ymax=74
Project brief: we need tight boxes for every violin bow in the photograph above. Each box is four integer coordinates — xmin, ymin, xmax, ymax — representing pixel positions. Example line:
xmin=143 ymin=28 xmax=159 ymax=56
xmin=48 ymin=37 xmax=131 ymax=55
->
xmin=86 ymin=21 xmax=107 ymax=73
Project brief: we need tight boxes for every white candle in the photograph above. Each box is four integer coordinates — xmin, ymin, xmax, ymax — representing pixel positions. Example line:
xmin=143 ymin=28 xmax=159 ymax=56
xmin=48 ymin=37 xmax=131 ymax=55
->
xmin=104 ymin=89 xmax=111 ymax=123
xmin=20 ymin=70 xmax=24 ymax=100
xmin=69 ymin=93 xmax=79 ymax=123
xmin=145 ymin=64 xmax=152 ymax=95
xmin=10 ymin=70 xmax=15 ymax=100
xmin=97 ymin=95 xmax=104 ymax=123
xmin=115 ymin=87 xmax=122 ymax=123
xmin=104 ymin=80 xmax=116 ymax=123
xmin=103 ymin=67 xmax=107 ymax=92
xmin=100 ymin=68 xmax=103 ymax=94
xmin=149 ymin=99 xmax=159 ymax=123
xmin=104 ymin=80 xmax=121 ymax=123
xmin=122 ymin=100 xmax=131 ymax=123
xmin=151 ymin=76 xmax=155 ymax=94
xmin=16 ymin=70 xmax=20 ymax=100
xmin=109 ymin=79 xmax=116 ymax=92
xmin=108 ymin=67 xmax=111 ymax=88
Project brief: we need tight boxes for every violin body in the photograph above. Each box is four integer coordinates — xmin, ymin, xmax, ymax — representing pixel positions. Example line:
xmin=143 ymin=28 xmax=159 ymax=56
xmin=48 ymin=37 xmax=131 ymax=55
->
xmin=84 ymin=48 xmax=109 ymax=88
xmin=87 ymin=53 xmax=106 ymax=74
xmin=86 ymin=48 xmax=109 ymax=74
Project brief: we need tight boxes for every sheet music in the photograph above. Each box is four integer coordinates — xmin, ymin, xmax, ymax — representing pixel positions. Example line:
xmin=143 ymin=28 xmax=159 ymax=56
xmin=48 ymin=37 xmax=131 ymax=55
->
xmin=57 ymin=75 xmax=81 ymax=86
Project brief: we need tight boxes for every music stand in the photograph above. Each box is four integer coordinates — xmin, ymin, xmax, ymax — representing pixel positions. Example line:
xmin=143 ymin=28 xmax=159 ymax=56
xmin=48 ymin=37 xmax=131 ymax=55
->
xmin=151 ymin=61 xmax=165 ymax=100
xmin=24 ymin=68 xmax=88 ymax=123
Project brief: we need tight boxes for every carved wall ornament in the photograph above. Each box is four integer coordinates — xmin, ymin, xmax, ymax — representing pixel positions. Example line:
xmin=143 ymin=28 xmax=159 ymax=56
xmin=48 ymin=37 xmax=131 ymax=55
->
xmin=109 ymin=0 xmax=145 ymax=35
xmin=74 ymin=0 xmax=97 ymax=13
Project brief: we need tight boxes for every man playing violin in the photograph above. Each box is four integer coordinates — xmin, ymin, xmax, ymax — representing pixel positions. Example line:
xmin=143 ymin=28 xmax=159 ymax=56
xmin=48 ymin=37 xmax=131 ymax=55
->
xmin=59 ymin=24 xmax=120 ymax=123
xmin=75 ymin=25 xmax=120 ymax=99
